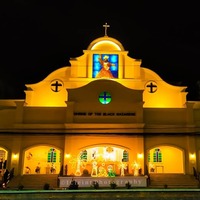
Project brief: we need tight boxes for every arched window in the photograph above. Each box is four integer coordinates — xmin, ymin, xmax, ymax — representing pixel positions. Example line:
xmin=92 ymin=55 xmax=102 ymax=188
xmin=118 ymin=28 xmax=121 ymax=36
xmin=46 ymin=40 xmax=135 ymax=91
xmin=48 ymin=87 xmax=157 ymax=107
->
xmin=48 ymin=148 xmax=56 ymax=163
xmin=123 ymin=150 xmax=129 ymax=162
xmin=153 ymin=148 xmax=162 ymax=162
xmin=80 ymin=150 xmax=87 ymax=162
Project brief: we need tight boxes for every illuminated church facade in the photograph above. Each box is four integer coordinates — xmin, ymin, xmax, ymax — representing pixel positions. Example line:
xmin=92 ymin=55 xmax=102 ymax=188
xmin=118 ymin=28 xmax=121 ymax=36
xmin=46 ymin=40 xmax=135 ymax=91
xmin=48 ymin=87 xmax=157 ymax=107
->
xmin=0 ymin=24 xmax=200 ymax=180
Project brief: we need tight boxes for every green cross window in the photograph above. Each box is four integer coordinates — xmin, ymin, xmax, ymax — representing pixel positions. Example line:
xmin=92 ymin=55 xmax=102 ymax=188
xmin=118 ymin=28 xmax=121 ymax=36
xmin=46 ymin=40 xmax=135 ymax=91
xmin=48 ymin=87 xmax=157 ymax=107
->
xmin=99 ymin=92 xmax=112 ymax=104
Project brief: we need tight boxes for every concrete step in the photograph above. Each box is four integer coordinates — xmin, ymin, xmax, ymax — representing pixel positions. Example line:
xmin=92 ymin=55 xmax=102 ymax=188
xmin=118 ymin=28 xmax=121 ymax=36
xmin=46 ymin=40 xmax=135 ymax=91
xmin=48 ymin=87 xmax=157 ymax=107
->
xmin=7 ymin=174 xmax=58 ymax=190
xmin=149 ymin=174 xmax=199 ymax=188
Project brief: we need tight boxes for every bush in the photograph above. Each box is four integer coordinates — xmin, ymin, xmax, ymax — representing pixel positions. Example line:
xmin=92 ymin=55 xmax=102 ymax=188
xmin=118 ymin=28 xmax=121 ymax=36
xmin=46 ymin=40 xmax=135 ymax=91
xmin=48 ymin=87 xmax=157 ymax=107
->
xmin=43 ymin=183 xmax=50 ymax=190
xmin=18 ymin=184 xmax=24 ymax=190
xmin=125 ymin=181 xmax=131 ymax=189
xmin=68 ymin=179 xmax=79 ymax=190
xmin=110 ymin=181 xmax=117 ymax=189
xmin=91 ymin=181 xmax=99 ymax=189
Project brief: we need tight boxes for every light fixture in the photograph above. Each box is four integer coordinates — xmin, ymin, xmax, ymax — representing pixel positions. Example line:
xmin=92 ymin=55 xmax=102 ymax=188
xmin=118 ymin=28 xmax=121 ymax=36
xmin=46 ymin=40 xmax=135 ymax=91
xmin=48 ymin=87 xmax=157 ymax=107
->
xmin=137 ymin=153 xmax=143 ymax=159
xmin=189 ymin=153 xmax=196 ymax=161
xmin=13 ymin=153 xmax=18 ymax=160
xmin=65 ymin=154 xmax=71 ymax=159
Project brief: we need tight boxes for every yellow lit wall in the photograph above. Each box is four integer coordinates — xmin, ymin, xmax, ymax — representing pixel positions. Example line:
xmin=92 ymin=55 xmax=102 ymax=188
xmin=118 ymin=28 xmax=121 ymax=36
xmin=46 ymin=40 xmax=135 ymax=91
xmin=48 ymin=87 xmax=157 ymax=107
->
xmin=24 ymin=36 xmax=187 ymax=109
xmin=23 ymin=146 xmax=61 ymax=174
xmin=149 ymin=146 xmax=184 ymax=173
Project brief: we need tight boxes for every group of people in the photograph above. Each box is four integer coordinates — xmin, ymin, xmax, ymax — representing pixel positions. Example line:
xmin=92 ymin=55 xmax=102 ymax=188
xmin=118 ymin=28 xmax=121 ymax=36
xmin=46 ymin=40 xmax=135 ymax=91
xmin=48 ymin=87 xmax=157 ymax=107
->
xmin=0 ymin=168 xmax=14 ymax=189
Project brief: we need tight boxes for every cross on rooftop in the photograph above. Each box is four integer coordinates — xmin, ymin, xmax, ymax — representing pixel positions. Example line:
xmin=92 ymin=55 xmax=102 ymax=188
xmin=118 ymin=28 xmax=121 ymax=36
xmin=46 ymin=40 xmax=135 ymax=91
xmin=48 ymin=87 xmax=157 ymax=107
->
xmin=103 ymin=23 xmax=110 ymax=36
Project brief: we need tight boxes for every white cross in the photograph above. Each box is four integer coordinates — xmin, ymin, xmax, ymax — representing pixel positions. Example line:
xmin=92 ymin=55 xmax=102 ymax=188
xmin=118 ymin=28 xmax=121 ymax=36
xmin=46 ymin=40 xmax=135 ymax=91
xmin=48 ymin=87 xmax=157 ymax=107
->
xmin=103 ymin=23 xmax=110 ymax=36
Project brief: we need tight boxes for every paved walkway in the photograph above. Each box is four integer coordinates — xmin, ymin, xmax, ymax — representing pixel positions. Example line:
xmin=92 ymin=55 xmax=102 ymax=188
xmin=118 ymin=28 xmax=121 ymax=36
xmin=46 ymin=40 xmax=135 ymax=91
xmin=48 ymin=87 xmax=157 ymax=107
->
xmin=1 ymin=188 xmax=200 ymax=200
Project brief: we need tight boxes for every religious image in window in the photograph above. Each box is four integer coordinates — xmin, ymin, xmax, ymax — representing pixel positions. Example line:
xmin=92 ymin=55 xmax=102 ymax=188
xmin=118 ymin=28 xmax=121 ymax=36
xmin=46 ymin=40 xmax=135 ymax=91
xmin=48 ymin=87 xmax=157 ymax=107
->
xmin=93 ymin=54 xmax=118 ymax=78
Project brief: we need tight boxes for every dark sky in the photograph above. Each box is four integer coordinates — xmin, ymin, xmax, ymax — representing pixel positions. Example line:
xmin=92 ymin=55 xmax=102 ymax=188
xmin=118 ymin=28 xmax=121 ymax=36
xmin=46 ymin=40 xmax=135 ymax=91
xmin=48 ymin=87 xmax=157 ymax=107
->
xmin=1 ymin=1 xmax=200 ymax=100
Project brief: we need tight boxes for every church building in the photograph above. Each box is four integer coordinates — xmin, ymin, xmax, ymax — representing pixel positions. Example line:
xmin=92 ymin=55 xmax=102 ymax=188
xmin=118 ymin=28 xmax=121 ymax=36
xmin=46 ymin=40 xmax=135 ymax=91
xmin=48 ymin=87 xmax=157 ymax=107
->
xmin=0 ymin=23 xmax=200 ymax=186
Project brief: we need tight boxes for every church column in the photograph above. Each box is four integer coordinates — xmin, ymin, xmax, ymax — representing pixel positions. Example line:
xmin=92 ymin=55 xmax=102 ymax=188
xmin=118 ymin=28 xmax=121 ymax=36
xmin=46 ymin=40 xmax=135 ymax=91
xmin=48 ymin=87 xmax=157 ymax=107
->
xmin=118 ymin=54 xmax=123 ymax=79
xmin=186 ymin=102 xmax=195 ymax=125
xmin=133 ymin=59 xmax=142 ymax=79
xmin=10 ymin=135 xmax=22 ymax=176
xmin=88 ymin=53 xmax=93 ymax=78
xmin=186 ymin=136 xmax=197 ymax=174
xmin=136 ymin=136 xmax=144 ymax=175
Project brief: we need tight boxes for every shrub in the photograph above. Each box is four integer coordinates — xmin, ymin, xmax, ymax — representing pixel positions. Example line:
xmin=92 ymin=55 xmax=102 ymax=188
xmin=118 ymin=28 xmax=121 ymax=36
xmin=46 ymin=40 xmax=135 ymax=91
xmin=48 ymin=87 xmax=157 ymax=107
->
xmin=43 ymin=183 xmax=50 ymax=190
xmin=110 ymin=181 xmax=117 ymax=189
xmin=125 ymin=181 xmax=131 ymax=189
xmin=68 ymin=179 xmax=79 ymax=190
xmin=91 ymin=181 xmax=99 ymax=189
xmin=18 ymin=184 xmax=24 ymax=190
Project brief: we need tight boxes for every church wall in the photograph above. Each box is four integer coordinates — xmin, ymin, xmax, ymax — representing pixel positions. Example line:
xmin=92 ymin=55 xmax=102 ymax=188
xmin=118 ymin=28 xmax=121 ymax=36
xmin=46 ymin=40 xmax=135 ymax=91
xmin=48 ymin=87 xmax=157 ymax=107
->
xmin=0 ymin=134 xmax=22 ymax=174
xmin=194 ymin=109 xmax=200 ymax=126
xmin=0 ymin=132 xmax=200 ymax=176
xmin=124 ymin=56 xmax=141 ymax=79
xmin=23 ymin=107 xmax=67 ymax=123
xmin=143 ymin=88 xmax=187 ymax=108
xmin=0 ymin=32 xmax=200 ymax=183
xmin=144 ymin=135 xmax=189 ymax=154
xmin=0 ymin=109 xmax=16 ymax=128
xmin=144 ymin=135 xmax=198 ymax=174
xmin=0 ymin=134 xmax=65 ymax=175
xmin=0 ymin=104 xmax=197 ymax=128
xmin=19 ymin=134 xmax=65 ymax=150
xmin=25 ymin=84 xmax=67 ymax=107
xmin=70 ymin=54 xmax=88 ymax=78
xmin=144 ymin=108 xmax=188 ymax=125
xmin=194 ymin=136 xmax=200 ymax=172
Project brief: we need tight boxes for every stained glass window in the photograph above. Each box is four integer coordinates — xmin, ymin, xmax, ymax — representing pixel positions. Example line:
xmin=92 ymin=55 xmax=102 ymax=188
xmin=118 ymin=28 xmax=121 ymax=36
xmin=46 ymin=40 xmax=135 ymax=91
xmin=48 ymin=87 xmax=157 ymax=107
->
xmin=80 ymin=150 xmax=87 ymax=162
xmin=123 ymin=150 xmax=129 ymax=162
xmin=93 ymin=54 xmax=118 ymax=78
xmin=153 ymin=148 xmax=162 ymax=162
xmin=99 ymin=91 xmax=111 ymax=104
xmin=48 ymin=148 xmax=56 ymax=163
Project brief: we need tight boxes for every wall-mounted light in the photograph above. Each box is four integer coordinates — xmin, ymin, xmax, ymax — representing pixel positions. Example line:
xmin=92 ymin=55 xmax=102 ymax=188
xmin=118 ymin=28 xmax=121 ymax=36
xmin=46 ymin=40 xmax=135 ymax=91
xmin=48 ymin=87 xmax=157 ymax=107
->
xmin=65 ymin=154 xmax=71 ymax=159
xmin=189 ymin=153 xmax=196 ymax=164
xmin=137 ymin=153 xmax=143 ymax=159
xmin=12 ymin=153 xmax=18 ymax=160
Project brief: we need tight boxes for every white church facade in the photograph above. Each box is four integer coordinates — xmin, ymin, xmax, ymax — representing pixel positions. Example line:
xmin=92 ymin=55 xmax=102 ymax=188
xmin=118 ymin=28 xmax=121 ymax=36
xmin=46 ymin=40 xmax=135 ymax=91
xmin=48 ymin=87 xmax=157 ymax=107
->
xmin=0 ymin=24 xmax=200 ymax=183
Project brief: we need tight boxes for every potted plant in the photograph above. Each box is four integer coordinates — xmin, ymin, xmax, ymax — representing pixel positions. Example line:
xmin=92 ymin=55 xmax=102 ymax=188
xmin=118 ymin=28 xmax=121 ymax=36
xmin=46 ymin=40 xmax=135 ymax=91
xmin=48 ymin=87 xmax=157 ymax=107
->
xmin=110 ymin=181 xmax=117 ymax=189
xmin=91 ymin=181 xmax=99 ymax=189
xmin=43 ymin=183 xmax=50 ymax=190
xmin=18 ymin=183 xmax=24 ymax=190
xmin=125 ymin=181 xmax=131 ymax=189
xmin=164 ymin=184 xmax=168 ymax=189
xmin=68 ymin=179 xmax=79 ymax=189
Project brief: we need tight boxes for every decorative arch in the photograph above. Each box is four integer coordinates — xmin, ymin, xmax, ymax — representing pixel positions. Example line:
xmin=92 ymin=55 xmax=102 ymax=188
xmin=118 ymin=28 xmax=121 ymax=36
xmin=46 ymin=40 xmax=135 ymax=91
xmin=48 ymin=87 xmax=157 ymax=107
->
xmin=147 ymin=145 xmax=184 ymax=173
xmin=0 ymin=147 xmax=8 ymax=173
xmin=23 ymin=145 xmax=62 ymax=175
xmin=67 ymin=144 xmax=131 ymax=177
xmin=87 ymin=36 xmax=125 ymax=51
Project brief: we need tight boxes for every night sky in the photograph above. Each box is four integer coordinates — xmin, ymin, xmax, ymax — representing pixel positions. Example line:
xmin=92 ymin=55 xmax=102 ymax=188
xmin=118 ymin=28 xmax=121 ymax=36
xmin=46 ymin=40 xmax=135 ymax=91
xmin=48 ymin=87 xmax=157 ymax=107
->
xmin=1 ymin=1 xmax=200 ymax=100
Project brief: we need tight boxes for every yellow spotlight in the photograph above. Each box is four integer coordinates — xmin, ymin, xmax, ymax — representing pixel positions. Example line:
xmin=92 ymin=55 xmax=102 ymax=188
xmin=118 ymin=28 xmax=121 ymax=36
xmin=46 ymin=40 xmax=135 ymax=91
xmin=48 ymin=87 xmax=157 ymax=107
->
xmin=65 ymin=154 xmax=71 ymax=159
xmin=13 ymin=153 xmax=18 ymax=160
xmin=189 ymin=153 xmax=196 ymax=161
xmin=137 ymin=153 xmax=143 ymax=159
